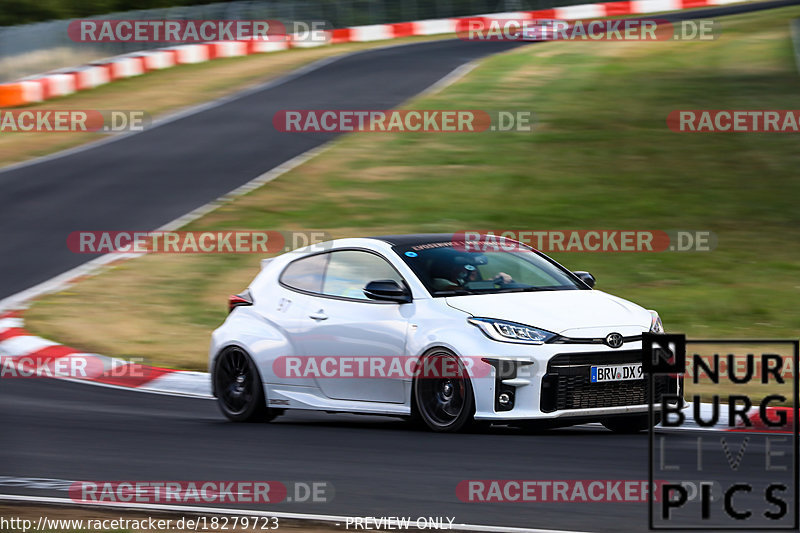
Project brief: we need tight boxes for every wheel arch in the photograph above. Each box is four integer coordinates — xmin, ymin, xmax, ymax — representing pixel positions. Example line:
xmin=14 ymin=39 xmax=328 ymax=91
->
xmin=209 ymin=310 xmax=294 ymax=397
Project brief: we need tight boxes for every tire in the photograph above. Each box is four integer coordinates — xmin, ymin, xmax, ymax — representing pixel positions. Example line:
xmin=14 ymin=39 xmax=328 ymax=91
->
xmin=602 ymin=413 xmax=660 ymax=434
xmin=411 ymin=349 xmax=475 ymax=433
xmin=213 ymin=347 xmax=277 ymax=423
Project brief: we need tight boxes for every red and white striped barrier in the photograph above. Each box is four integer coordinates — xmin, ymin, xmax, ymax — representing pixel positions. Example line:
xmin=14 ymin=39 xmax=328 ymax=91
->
xmin=0 ymin=0 xmax=752 ymax=107
xmin=134 ymin=49 xmax=177 ymax=70
xmin=74 ymin=65 xmax=111 ymax=90
xmin=0 ymin=311 xmax=210 ymax=397
xmin=106 ymin=56 xmax=145 ymax=79
xmin=39 ymin=73 xmax=77 ymax=99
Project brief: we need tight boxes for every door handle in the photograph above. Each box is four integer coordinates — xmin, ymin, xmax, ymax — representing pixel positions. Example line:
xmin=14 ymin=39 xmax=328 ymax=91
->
xmin=309 ymin=310 xmax=328 ymax=321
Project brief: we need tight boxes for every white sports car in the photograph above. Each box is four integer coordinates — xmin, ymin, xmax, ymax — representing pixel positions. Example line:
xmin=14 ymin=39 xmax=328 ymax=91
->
xmin=209 ymin=234 xmax=678 ymax=432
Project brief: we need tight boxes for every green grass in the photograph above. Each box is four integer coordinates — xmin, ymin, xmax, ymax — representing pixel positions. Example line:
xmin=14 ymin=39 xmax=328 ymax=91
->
xmin=25 ymin=5 xmax=800 ymax=373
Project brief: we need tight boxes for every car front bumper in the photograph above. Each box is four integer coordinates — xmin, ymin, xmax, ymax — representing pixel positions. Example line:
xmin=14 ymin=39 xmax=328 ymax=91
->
xmin=470 ymin=340 xmax=683 ymax=422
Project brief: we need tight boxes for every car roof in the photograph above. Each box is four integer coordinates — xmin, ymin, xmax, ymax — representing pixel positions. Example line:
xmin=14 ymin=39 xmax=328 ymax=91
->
xmin=367 ymin=234 xmax=456 ymax=247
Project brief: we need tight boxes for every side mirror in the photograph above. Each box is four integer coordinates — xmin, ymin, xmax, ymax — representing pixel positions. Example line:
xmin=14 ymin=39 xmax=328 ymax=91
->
xmin=363 ymin=280 xmax=411 ymax=303
xmin=573 ymin=271 xmax=596 ymax=288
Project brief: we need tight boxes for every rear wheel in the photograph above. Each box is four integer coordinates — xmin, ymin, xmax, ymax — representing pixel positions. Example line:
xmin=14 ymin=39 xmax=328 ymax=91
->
xmin=213 ymin=347 xmax=277 ymax=422
xmin=602 ymin=413 xmax=660 ymax=433
xmin=412 ymin=350 xmax=475 ymax=433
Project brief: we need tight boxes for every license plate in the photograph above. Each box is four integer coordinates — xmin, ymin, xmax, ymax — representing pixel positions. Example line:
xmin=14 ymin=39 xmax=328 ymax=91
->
xmin=590 ymin=363 xmax=643 ymax=383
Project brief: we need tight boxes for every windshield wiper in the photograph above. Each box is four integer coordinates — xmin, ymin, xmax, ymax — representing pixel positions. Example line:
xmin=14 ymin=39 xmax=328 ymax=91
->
xmin=492 ymin=286 xmax=561 ymax=293
xmin=432 ymin=288 xmax=477 ymax=296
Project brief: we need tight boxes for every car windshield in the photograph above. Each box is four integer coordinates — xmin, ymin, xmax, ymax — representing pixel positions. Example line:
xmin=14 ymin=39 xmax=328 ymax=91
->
xmin=393 ymin=241 xmax=585 ymax=297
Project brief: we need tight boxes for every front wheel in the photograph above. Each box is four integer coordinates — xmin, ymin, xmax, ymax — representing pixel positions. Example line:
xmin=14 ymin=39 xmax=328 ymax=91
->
xmin=213 ymin=347 xmax=277 ymax=422
xmin=602 ymin=413 xmax=660 ymax=433
xmin=412 ymin=350 xmax=475 ymax=433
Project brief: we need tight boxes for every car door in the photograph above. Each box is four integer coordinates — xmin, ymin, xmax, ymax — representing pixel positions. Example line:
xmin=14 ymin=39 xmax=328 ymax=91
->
xmin=270 ymin=252 xmax=329 ymax=387
xmin=299 ymin=249 xmax=411 ymax=403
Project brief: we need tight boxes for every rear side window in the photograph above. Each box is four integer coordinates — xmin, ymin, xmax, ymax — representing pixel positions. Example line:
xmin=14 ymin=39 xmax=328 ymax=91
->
xmin=279 ymin=253 xmax=328 ymax=293
xmin=322 ymin=250 xmax=403 ymax=300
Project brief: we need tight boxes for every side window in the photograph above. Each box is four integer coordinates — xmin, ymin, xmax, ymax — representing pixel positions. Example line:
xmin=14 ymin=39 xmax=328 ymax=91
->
xmin=279 ymin=253 xmax=328 ymax=293
xmin=322 ymin=250 xmax=404 ymax=300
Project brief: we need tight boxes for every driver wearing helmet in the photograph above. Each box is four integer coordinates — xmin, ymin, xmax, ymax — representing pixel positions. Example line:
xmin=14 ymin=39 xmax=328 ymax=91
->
xmin=451 ymin=263 xmax=512 ymax=285
xmin=430 ymin=256 xmax=512 ymax=290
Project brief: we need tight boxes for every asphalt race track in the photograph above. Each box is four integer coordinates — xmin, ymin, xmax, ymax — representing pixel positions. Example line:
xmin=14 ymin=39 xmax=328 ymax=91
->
xmin=1 ymin=2 xmax=798 ymax=531
xmin=0 ymin=379 xmax=792 ymax=531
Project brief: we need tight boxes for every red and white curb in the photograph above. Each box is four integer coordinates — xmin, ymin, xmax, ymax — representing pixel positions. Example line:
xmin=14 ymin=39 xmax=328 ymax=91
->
xmin=0 ymin=0 xmax=753 ymax=107
xmin=2 ymin=310 xmax=793 ymax=433
xmin=0 ymin=311 xmax=211 ymax=398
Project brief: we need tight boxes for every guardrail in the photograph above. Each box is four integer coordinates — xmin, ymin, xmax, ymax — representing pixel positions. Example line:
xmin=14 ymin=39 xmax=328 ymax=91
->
xmin=0 ymin=0 xmax=613 ymax=82
xmin=0 ymin=0 xmax=753 ymax=107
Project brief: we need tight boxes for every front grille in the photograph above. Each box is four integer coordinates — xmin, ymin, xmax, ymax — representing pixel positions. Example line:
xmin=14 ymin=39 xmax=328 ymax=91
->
xmin=540 ymin=351 xmax=677 ymax=413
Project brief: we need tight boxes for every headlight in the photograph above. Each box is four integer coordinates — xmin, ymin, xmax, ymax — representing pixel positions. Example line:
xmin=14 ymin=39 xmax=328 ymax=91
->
xmin=468 ymin=317 xmax=556 ymax=344
xmin=648 ymin=310 xmax=664 ymax=333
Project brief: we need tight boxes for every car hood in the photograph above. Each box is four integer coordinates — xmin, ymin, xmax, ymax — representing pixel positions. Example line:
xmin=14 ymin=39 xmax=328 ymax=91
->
xmin=445 ymin=290 xmax=651 ymax=334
